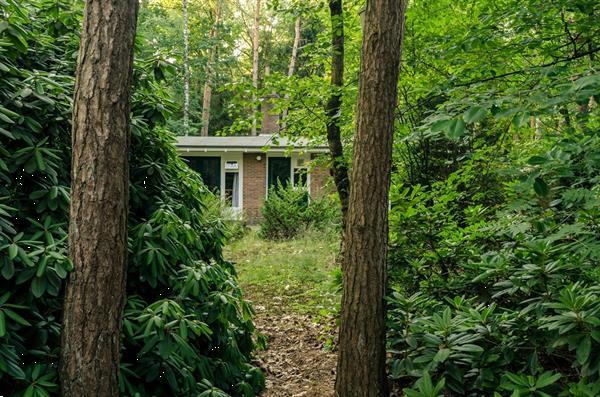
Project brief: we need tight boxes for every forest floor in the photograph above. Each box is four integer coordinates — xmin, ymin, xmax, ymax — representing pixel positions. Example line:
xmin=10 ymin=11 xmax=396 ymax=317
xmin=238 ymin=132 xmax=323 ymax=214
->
xmin=225 ymin=229 xmax=341 ymax=397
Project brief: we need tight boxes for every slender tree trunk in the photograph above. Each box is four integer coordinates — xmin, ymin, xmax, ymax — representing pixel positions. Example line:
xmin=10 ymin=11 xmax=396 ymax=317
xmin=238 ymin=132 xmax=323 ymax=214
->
xmin=200 ymin=2 xmax=222 ymax=136
xmin=60 ymin=1 xmax=138 ymax=396
xmin=326 ymin=0 xmax=350 ymax=262
xmin=334 ymin=0 xmax=406 ymax=396
xmin=251 ymin=0 xmax=261 ymax=135
xmin=281 ymin=17 xmax=301 ymax=127
xmin=288 ymin=18 xmax=301 ymax=79
xmin=183 ymin=0 xmax=190 ymax=134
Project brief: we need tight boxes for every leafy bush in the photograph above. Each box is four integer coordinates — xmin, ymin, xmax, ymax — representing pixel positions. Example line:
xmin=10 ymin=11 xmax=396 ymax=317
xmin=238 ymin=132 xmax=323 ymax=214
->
xmin=202 ymin=193 xmax=249 ymax=242
xmin=387 ymin=125 xmax=600 ymax=395
xmin=388 ymin=0 xmax=600 ymax=391
xmin=0 ymin=1 xmax=262 ymax=396
xmin=260 ymin=183 xmax=339 ymax=240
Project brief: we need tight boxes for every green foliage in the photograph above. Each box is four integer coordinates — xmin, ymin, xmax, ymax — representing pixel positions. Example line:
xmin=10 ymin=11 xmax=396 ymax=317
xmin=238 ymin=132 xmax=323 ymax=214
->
xmin=227 ymin=229 xmax=340 ymax=316
xmin=0 ymin=1 xmax=262 ymax=396
xmin=499 ymin=371 xmax=562 ymax=397
xmin=260 ymin=183 xmax=339 ymax=240
xmin=137 ymin=0 xmax=240 ymax=135
xmin=202 ymin=193 xmax=250 ymax=242
xmin=388 ymin=110 xmax=600 ymax=396
xmin=388 ymin=2 xmax=600 ymax=394
xmin=404 ymin=372 xmax=445 ymax=397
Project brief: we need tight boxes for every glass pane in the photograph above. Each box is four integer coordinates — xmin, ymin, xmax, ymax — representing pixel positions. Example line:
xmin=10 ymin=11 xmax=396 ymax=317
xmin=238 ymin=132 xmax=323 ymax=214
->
xmin=183 ymin=156 xmax=221 ymax=193
xmin=268 ymin=157 xmax=291 ymax=190
xmin=224 ymin=172 xmax=239 ymax=207
xmin=293 ymin=168 xmax=308 ymax=188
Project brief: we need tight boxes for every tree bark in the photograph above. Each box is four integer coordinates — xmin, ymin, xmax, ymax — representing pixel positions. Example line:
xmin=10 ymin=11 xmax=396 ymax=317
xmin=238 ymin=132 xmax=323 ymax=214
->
xmin=281 ymin=17 xmax=301 ymax=127
xmin=183 ymin=0 xmax=190 ymax=134
xmin=326 ymin=0 xmax=350 ymax=235
xmin=60 ymin=1 xmax=138 ymax=396
xmin=288 ymin=18 xmax=301 ymax=80
xmin=200 ymin=1 xmax=223 ymax=136
xmin=334 ymin=0 xmax=406 ymax=396
xmin=251 ymin=0 xmax=261 ymax=136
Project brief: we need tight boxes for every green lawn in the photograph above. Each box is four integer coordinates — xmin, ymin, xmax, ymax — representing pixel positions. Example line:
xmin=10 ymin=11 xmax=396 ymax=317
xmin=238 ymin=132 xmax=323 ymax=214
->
xmin=225 ymin=229 xmax=341 ymax=316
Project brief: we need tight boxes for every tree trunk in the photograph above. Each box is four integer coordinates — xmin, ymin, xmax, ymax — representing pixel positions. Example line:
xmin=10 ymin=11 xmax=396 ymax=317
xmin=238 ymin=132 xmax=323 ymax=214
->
xmin=59 ymin=1 xmax=138 ymax=396
xmin=183 ymin=0 xmax=190 ymax=134
xmin=251 ymin=0 xmax=261 ymax=136
xmin=325 ymin=0 xmax=350 ymax=264
xmin=200 ymin=1 xmax=223 ymax=136
xmin=334 ymin=0 xmax=406 ymax=396
xmin=288 ymin=17 xmax=301 ymax=79
xmin=281 ymin=17 xmax=301 ymax=127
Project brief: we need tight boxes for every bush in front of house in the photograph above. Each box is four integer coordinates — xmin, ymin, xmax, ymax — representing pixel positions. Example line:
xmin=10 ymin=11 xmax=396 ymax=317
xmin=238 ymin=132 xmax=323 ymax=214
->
xmin=203 ymin=192 xmax=250 ymax=242
xmin=260 ymin=183 xmax=339 ymax=240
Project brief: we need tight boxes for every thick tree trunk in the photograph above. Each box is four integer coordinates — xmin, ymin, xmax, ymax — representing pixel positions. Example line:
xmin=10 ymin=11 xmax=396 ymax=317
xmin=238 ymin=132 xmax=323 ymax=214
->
xmin=334 ymin=0 xmax=406 ymax=396
xmin=59 ymin=1 xmax=138 ymax=396
xmin=281 ymin=17 xmax=301 ymax=127
xmin=200 ymin=2 xmax=222 ymax=136
xmin=183 ymin=0 xmax=190 ymax=134
xmin=326 ymin=0 xmax=350 ymax=264
xmin=251 ymin=0 xmax=261 ymax=136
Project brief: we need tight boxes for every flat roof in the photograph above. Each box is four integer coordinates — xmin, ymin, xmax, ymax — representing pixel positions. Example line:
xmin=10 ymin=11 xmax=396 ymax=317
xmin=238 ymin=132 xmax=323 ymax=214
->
xmin=175 ymin=134 xmax=329 ymax=152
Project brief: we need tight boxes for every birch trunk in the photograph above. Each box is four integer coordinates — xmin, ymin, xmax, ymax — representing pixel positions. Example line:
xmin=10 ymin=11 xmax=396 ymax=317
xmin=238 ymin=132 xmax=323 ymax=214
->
xmin=288 ymin=18 xmax=301 ymax=78
xmin=60 ymin=0 xmax=138 ymax=395
xmin=200 ymin=2 xmax=223 ymax=136
xmin=183 ymin=0 xmax=190 ymax=134
xmin=251 ymin=0 xmax=261 ymax=135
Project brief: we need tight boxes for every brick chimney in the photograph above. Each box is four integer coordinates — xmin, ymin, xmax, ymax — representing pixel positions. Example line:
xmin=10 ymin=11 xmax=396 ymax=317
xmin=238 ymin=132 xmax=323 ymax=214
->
xmin=261 ymin=94 xmax=280 ymax=134
xmin=259 ymin=65 xmax=280 ymax=134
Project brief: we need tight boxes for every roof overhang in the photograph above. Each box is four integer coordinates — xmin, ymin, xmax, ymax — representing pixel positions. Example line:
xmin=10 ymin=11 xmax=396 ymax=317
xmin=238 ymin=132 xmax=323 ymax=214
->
xmin=175 ymin=135 xmax=329 ymax=153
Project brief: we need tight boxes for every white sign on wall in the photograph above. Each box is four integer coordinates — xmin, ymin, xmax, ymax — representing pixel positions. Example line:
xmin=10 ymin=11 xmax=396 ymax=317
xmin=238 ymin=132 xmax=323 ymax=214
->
xmin=225 ymin=161 xmax=239 ymax=170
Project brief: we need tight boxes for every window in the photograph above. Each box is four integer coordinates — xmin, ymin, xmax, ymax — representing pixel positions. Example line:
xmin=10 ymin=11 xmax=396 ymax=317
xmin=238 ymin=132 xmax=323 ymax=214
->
xmin=224 ymin=172 xmax=239 ymax=207
xmin=183 ymin=156 xmax=220 ymax=193
xmin=268 ymin=157 xmax=291 ymax=190
xmin=293 ymin=167 xmax=308 ymax=188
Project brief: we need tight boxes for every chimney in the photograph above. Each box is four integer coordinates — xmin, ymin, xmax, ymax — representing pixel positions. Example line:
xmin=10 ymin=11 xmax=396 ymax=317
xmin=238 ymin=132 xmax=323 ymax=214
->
xmin=261 ymin=95 xmax=280 ymax=134
xmin=260 ymin=65 xmax=280 ymax=134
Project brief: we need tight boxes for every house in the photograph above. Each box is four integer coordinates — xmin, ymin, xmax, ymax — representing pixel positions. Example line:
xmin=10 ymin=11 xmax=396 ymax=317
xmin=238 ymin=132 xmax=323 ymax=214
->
xmin=175 ymin=134 xmax=331 ymax=222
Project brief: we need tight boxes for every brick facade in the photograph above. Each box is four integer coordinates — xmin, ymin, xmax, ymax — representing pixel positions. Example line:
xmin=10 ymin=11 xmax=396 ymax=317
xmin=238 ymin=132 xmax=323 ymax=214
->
xmin=242 ymin=153 xmax=267 ymax=223
xmin=240 ymin=153 xmax=332 ymax=224
xmin=310 ymin=154 xmax=332 ymax=198
xmin=260 ymin=95 xmax=280 ymax=134
xmin=176 ymin=137 xmax=331 ymax=224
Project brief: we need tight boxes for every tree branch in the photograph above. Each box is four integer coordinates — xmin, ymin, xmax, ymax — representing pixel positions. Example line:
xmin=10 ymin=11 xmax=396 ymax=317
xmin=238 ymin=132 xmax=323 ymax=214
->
xmin=454 ymin=47 xmax=599 ymax=88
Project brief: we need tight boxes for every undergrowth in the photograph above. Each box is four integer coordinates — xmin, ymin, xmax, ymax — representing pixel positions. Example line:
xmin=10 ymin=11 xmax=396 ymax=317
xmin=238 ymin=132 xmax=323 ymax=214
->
xmin=225 ymin=229 xmax=340 ymax=318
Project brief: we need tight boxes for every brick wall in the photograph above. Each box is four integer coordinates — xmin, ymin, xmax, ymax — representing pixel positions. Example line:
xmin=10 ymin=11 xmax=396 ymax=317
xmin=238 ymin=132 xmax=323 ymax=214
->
xmin=261 ymin=95 xmax=280 ymax=134
xmin=310 ymin=154 xmax=332 ymax=198
xmin=243 ymin=152 xmax=331 ymax=223
xmin=243 ymin=153 xmax=266 ymax=223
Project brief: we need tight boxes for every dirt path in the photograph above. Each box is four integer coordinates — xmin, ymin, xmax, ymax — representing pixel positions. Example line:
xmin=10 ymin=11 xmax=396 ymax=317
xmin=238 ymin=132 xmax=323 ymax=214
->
xmin=252 ymin=307 xmax=337 ymax=397
xmin=225 ymin=231 xmax=340 ymax=397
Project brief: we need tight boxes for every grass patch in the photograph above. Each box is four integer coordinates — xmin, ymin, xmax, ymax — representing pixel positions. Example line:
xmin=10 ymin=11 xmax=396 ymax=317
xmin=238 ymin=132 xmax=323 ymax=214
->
xmin=225 ymin=229 xmax=341 ymax=316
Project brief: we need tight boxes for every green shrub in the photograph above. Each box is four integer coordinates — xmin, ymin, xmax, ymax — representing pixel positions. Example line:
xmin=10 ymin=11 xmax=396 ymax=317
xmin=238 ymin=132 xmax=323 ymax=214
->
xmin=259 ymin=183 xmax=339 ymax=240
xmin=0 ymin=1 xmax=262 ymax=396
xmin=202 ymin=193 xmax=249 ymax=242
xmin=387 ymin=127 xmax=600 ymax=395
